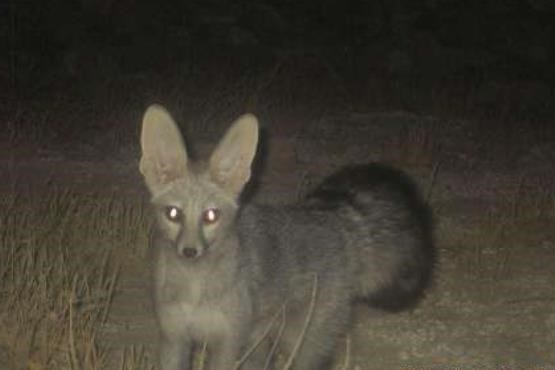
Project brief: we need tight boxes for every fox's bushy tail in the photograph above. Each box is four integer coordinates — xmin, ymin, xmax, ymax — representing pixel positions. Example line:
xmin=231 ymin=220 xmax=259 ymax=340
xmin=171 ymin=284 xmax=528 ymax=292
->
xmin=307 ymin=164 xmax=435 ymax=311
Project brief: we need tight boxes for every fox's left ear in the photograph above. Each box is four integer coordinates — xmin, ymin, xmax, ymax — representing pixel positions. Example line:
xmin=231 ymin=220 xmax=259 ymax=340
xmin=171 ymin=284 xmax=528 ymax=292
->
xmin=209 ymin=114 xmax=259 ymax=196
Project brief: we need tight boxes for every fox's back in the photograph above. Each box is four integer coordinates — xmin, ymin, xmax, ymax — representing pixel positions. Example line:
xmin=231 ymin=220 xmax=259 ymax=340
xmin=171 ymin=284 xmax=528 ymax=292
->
xmin=238 ymin=163 xmax=433 ymax=314
xmin=237 ymin=203 xmax=353 ymax=316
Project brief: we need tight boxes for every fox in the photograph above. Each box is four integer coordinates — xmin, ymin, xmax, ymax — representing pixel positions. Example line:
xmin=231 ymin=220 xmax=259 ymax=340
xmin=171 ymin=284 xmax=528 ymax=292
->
xmin=139 ymin=104 xmax=434 ymax=370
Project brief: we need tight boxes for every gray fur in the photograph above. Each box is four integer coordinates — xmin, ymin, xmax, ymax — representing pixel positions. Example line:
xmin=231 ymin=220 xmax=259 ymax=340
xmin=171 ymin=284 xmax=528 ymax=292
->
xmin=139 ymin=105 xmax=434 ymax=370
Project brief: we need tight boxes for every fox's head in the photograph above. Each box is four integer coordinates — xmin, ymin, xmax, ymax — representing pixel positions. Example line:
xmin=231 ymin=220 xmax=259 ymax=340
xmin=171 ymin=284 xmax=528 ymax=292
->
xmin=139 ymin=105 xmax=259 ymax=259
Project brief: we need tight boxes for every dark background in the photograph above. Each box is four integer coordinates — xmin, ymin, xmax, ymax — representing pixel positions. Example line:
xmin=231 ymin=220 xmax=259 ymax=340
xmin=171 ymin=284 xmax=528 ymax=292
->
xmin=2 ymin=0 xmax=555 ymax=149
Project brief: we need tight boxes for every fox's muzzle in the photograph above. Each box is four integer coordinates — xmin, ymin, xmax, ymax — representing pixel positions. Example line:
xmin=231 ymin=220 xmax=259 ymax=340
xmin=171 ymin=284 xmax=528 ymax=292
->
xmin=180 ymin=247 xmax=198 ymax=258
xmin=174 ymin=219 xmax=213 ymax=259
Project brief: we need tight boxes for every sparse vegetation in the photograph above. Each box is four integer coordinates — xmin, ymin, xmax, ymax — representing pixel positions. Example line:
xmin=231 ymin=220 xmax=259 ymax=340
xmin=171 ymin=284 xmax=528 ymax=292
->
xmin=0 ymin=188 xmax=151 ymax=369
xmin=447 ymin=175 xmax=555 ymax=284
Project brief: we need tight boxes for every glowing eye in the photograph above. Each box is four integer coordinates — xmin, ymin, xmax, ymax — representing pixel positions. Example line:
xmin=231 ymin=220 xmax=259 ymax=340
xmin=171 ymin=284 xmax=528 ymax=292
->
xmin=165 ymin=206 xmax=183 ymax=223
xmin=202 ymin=208 xmax=220 ymax=224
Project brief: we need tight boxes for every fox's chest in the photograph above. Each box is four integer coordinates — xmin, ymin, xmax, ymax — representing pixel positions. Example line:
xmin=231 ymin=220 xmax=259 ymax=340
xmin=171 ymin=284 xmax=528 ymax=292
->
xmin=153 ymin=254 xmax=249 ymax=340
xmin=155 ymin=272 xmax=233 ymax=340
xmin=160 ymin=299 xmax=230 ymax=339
xmin=154 ymin=250 xmax=233 ymax=305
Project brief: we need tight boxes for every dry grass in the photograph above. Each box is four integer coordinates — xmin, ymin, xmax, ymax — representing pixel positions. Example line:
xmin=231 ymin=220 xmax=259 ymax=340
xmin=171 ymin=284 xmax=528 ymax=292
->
xmin=0 ymin=188 xmax=151 ymax=370
xmin=118 ymin=346 xmax=154 ymax=370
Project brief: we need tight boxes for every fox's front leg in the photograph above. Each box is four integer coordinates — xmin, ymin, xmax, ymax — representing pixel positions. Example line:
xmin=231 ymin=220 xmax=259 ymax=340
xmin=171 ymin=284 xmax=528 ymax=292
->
xmin=159 ymin=333 xmax=192 ymax=370
xmin=208 ymin=336 xmax=242 ymax=370
xmin=209 ymin=330 xmax=269 ymax=370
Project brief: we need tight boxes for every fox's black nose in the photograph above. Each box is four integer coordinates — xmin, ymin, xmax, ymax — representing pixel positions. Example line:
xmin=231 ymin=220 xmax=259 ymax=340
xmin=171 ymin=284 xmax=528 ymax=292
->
xmin=182 ymin=247 xmax=198 ymax=258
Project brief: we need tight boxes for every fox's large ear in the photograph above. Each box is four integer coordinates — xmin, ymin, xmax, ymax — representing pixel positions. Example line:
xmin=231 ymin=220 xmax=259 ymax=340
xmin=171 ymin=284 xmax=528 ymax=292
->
xmin=209 ymin=114 xmax=259 ymax=196
xmin=140 ymin=105 xmax=189 ymax=195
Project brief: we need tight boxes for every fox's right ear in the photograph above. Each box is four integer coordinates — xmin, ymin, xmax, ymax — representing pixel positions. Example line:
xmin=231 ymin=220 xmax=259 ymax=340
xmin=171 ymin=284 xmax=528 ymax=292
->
xmin=140 ymin=104 xmax=189 ymax=195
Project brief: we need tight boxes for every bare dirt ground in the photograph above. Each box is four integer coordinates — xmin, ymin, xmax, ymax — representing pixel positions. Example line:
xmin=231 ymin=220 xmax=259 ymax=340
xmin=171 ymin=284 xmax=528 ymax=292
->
xmin=2 ymin=110 xmax=554 ymax=369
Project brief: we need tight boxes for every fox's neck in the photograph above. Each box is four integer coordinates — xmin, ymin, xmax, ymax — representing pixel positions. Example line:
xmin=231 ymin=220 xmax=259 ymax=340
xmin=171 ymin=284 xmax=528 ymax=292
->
xmin=194 ymin=234 xmax=242 ymax=295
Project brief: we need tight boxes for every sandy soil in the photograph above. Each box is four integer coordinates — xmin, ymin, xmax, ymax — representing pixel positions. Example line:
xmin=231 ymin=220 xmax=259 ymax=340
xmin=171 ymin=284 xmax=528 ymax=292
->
xmin=2 ymin=111 xmax=554 ymax=369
